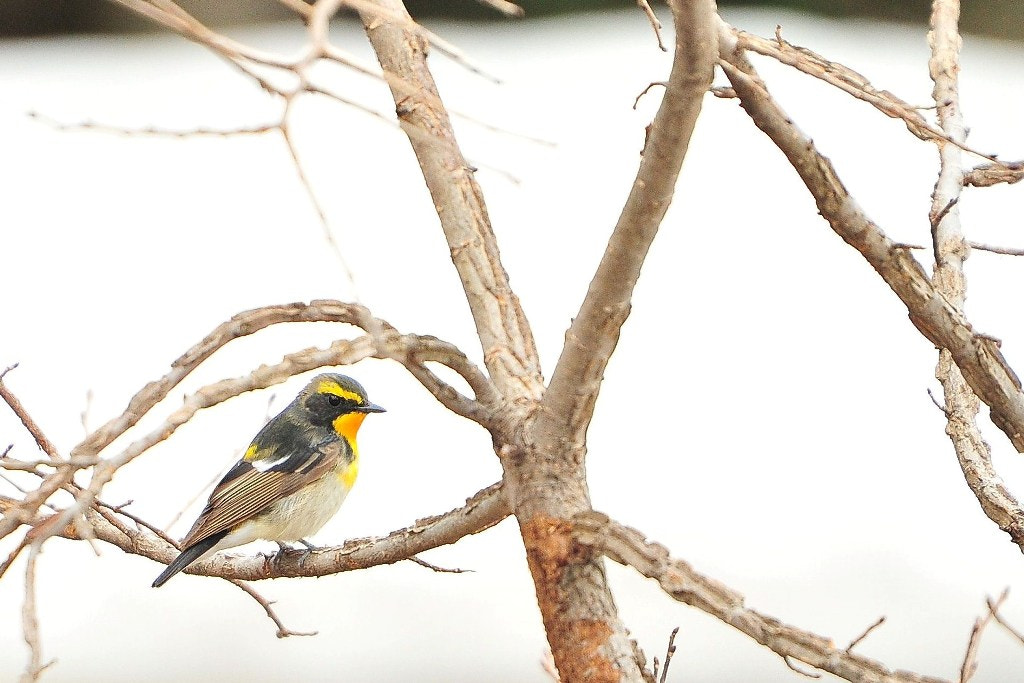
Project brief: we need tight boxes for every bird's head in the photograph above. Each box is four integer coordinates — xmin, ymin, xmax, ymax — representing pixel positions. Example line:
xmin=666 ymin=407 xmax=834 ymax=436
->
xmin=299 ymin=373 xmax=385 ymax=440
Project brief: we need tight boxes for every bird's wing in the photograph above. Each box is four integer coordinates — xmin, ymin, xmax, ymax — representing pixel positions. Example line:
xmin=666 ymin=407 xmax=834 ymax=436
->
xmin=180 ymin=437 xmax=347 ymax=547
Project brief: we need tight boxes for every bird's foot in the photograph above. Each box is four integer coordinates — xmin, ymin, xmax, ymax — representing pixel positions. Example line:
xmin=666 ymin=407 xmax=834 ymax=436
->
xmin=273 ymin=540 xmax=317 ymax=569
xmin=296 ymin=539 xmax=318 ymax=569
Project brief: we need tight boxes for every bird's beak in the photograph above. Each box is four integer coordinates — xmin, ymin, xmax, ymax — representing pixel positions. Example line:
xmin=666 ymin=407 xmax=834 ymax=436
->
xmin=359 ymin=402 xmax=386 ymax=413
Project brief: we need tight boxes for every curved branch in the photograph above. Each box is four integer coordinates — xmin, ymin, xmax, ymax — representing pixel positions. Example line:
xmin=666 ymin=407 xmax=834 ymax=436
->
xmin=573 ymin=512 xmax=951 ymax=683
xmin=537 ymin=0 xmax=717 ymax=448
xmin=718 ymin=31 xmax=1024 ymax=458
xmin=73 ymin=300 xmax=494 ymax=461
xmin=10 ymin=301 xmax=495 ymax=549
xmin=1 ymin=482 xmax=509 ymax=581
xmin=72 ymin=301 xmax=376 ymax=459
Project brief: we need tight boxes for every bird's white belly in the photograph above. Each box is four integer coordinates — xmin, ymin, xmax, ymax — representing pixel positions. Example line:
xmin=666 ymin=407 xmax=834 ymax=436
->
xmin=246 ymin=473 xmax=351 ymax=542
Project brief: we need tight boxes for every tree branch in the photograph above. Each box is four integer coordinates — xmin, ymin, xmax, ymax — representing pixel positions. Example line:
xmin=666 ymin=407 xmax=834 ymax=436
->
xmin=538 ymin=0 xmax=717 ymax=450
xmin=922 ymin=0 xmax=1024 ymax=556
xmin=73 ymin=300 xmax=493 ymax=462
xmin=1 ymin=482 xmax=509 ymax=581
xmin=729 ymin=25 xmax=1005 ymax=165
xmin=19 ymin=546 xmax=53 ymax=683
xmin=499 ymin=1 xmax=718 ymax=680
xmin=354 ymin=0 xmax=543 ymax=400
xmin=6 ymin=301 xmax=496 ymax=552
xmin=963 ymin=162 xmax=1024 ymax=188
xmin=573 ymin=512 xmax=951 ymax=683
xmin=717 ymin=28 xmax=1024 ymax=458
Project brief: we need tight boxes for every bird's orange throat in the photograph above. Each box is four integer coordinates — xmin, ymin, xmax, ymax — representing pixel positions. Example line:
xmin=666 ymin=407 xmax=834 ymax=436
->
xmin=333 ymin=412 xmax=368 ymax=442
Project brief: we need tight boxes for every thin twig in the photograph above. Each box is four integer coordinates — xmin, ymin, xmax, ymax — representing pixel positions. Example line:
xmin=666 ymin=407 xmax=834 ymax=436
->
xmin=279 ymin=118 xmax=360 ymax=292
xmin=987 ymin=592 xmax=1024 ymax=647
xmin=657 ymin=627 xmax=679 ymax=683
xmin=20 ymin=546 xmax=55 ymax=683
xmin=783 ymin=655 xmax=822 ymax=678
xmin=474 ymin=0 xmax=524 ymax=17
xmin=927 ymin=388 xmax=949 ymax=414
xmin=846 ymin=616 xmax=886 ymax=652
xmin=968 ymin=241 xmax=1024 ymax=257
xmin=230 ymin=580 xmax=318 ymax=638
xmin=27 ymin=112 xmax=279 ymax=138
xmin=636 ymin=0 xmax=666 ymax=51
xmin=929 ymin=196 xmax=959 ymax=233
xmin=407 ymin=555 xmax=473 ymax=574
xmin=0 ymin=370 xmax=60 ymax=461
xmin=960 ymin=589 xmax=1008 ymax=682
xmin=633 ymin=81 xmax=667 ymax=110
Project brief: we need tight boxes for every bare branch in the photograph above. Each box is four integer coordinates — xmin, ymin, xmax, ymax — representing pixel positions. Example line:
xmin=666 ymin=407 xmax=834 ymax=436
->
xmin=963 ymin=162 xmax=1024 ymax=187
xmin=229 ymin=579 xmax=319 ymax=638
xmin=495 ymin=2 xmax=719 ymax=680
xmin=20 ymin=546 xmax=54 ymax=683
xmin=0 ymin=467 xmax=74 ymax=543
xmin=59 ymin=335 xmax=492 ymax=544
xmin=928 ymin=0 xmax=967 ymax=287
xmin=846 ymin=616 xmax=887 ymax=652
xmin=406 ymin=555 xmax=473 ymax=574
xmin=987 ymin=592 xmax=1024 ymax=647
xmin=72 ymin=301 xmax=491 ymax=461
xmin=968 ymin=241 xmax=1024 ymax=257
xmin=356 ymin=0 xmax=542 ymax=400
xmin=729 ymin=25 xmax=1006 ymax=165
xmin=717 ymin=28 xmax=1024 ymax=463
xmin=538 ymin=0 xmax=717 ymax=450
xmin=960 ymin=589 xmax=1008 ymax=683
xmin=279 ymin=117 xmax=359 ymax=287
xmin=652 ymin=627 xmax=679 ymax=683
xmin=0 ymin=368 xmax=60 ymax=461
xmin=921 ymin=0 xmax=1022 ymax=574
xmin=107 ymin=0 xmax=300 ymax=70
xmin=27 ymin=111 xmax=279 ymax=137
xmin=475 ymin=0 xmax=524 ymax=17
xmin=636 ymin=0 xmax=667 ymax=52
xmin=1 ymin=302 xmax=491 ymax=552
xmin=573 ymin=512 xmax=951 ymax=683
xmin=2 ymin=482 xmax=509 ymax=582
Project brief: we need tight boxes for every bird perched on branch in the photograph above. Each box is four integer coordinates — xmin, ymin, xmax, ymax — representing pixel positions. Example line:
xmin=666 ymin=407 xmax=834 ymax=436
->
xmin=152 ymin=373 xmax=385 ymax=587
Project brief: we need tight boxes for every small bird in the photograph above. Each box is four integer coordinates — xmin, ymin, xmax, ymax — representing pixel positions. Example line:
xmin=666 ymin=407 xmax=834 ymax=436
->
xmin=152 ymin=373 xmax=384 ymax=587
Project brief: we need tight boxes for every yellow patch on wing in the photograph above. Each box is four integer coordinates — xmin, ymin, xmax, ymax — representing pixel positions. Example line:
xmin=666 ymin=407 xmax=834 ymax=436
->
xmin=243 ymin=443 xmax=259 ymax=461
xmin=333 ymin=411 xmax=368 ymax=442
xmin=317 ymin=380 xmax=363 ymax=404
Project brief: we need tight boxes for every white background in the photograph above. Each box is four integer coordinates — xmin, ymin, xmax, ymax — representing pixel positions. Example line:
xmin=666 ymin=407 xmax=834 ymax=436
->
xmin=2 ymin=7 xmax=1024 ymax=681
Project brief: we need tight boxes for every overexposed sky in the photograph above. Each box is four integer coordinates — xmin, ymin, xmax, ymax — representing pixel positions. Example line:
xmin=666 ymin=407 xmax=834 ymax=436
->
xmin=2 ymin=7 xmax=1024 ymax=681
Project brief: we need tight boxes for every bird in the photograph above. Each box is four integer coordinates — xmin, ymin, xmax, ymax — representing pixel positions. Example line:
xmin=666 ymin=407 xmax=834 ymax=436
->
xmin=152 ymin=372 xmax=384 ymax=587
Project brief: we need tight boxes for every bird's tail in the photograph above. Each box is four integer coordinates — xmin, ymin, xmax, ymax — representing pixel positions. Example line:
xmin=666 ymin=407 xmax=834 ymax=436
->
xmin=152 ymin=531 xmax=228 ymax=588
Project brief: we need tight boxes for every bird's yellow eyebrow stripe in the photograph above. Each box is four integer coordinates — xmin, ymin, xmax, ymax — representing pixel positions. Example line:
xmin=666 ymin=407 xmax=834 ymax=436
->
xmin=316 ymin=380 xmax=363 ymax=403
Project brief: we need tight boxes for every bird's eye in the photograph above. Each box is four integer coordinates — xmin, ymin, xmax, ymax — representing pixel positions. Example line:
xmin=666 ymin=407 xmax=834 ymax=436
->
xmin=327 ymin=394 xmax=342 ymax=407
